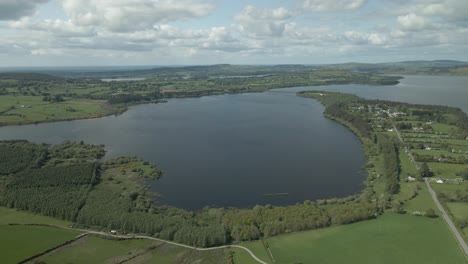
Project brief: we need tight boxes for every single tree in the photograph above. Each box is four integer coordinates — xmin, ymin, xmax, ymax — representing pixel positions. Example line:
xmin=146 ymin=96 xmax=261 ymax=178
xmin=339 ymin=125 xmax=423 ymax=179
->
xmin=421 ymin=162 xmax=432 ymax=178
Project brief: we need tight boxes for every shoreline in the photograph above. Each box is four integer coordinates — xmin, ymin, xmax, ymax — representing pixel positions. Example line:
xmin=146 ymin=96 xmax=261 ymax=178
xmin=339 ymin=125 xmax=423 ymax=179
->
xmin=0 ymin=80 xmax=400 ymax=128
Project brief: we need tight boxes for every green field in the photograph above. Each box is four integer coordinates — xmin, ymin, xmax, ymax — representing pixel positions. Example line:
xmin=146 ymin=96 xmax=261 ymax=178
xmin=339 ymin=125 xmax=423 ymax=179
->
xmin=0 ymin=225 xmax=80 ymax=263
xmin=0 ymin=207 xmax=71 ymax=227
xmin=403 ymin=186 xmax=438 ymax=213
xmin=149 ymin=244 xmax=229 ymax=264
xmin=428 ymin=162 xmax=468 ymax=179
xmin=0 ymin=95 xmax=118 ymax=125
xmin=231 ymin=247 xmax=261 ymax=264
xmin=447 ymin=203 xmax=468 ymax=220
xmin=36 ymin=236 xmax=245 ymax=264
xmin=35 ymin=235 xmax=156 ymax=264
xmin=245 ymin=213 xmax=467 ymax=264
xmin=241 ymin=241 xmax=273 ymax=263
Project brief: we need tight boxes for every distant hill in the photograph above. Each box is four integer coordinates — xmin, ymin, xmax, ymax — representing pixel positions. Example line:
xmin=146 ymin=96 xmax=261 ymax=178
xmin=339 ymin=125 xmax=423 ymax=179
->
xmin=1 ymin=60 xmax=467 ymax=79
xmin=324 ymin=60 xmax=468 ymax=76
xmin=0 ymin=72 xmax=62 ymax=81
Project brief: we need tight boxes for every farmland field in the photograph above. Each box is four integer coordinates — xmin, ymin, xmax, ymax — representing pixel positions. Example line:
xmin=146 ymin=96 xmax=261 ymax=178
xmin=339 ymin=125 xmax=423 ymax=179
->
xmin=0 ymin=225 xmax=80 ymax=263
xmin=245 ymin=213 xmax=467 ymax=264
xmin=0 ymin=207 xmax=71 ymax=227
xmin=35 ymin=236 xmax=156 ymax=264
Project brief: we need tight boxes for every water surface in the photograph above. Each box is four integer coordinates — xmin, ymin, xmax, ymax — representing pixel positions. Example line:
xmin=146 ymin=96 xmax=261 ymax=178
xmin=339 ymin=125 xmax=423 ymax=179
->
xmin=281 ymin=75 xmax=468 ymax=113
xmin=0 ymin=90 xmax=366 ymax=209
xmin=2 ymin=75 xmax=465 ymax=209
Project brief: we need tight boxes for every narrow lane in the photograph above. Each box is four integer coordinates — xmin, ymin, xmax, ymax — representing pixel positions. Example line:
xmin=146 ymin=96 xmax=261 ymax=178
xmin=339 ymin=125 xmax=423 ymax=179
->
xmin=50 ymin=225 xmax=270 ymax=264
xmin=391 ymin=116 xmax=467 ymax=258
xmin=425 ymin=178 xmax=468 ymax=258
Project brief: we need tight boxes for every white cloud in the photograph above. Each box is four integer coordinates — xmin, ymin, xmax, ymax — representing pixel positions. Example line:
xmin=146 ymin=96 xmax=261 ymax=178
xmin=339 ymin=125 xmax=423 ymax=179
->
xmin=0 ymin=0 xmax=49 ymax=20
xmin=1 ymin=1 xmax=468 ymax=65
xmin=368 ymin=33 xmax=386 ymax=45
xmin=344 ymin=31 xmax=387 ymax=45
xmin=10 ymin=17 xmax=95 ymax=37
xmin=234 ymin=6 xmax=295 ymax=38
xmin=299 ymin=0 xmax=367 ymax=12
xmin=61 ymin=0 xmax=214 ymax=32
xmin=395 ymin=0 xmax=468 ymax=23
xmin=397 ymin=13 xmax=431 ymax=31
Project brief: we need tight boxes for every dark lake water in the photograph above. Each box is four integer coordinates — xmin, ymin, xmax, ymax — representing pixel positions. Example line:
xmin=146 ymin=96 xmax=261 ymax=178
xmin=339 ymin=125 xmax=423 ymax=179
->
xmin=0 ymin=75 xmax=466 ymax=210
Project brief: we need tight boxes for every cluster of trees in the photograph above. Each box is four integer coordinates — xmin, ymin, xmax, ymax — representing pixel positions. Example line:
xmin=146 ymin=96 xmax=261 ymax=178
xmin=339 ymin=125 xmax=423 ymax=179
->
xmin=396 ymin=122 xmax=413 ymax=130
xmin=42 ymin=94 xmax=65 ymax=102
xmin=223 ymin=201 xmax=377 ymax=240
xmin=47 ymin=141 xmax=106 ymax=164
xmin=420 ymin=162 xmax=433 ymax=178
xmin=108 ymin=92 xmax=162 ymax=104
xmin=414 ymin=153 xmax=468 ymax=165
xmin=0 ymin=140 xmax=46 ymax=175
xmin=457 ymin=169 xmax=468 ymax=180
xmin=2 ymin=163 xmax=97 ymax=221
xmin=76 ymin=187 xmax=228 ymax=247
xmin=323 ymin=102 xmax=372 ymax=138
xmin=300 ymin=92 xmax=374 ymax=139
xmin=377 ymin=134 xmax=400 ymax=194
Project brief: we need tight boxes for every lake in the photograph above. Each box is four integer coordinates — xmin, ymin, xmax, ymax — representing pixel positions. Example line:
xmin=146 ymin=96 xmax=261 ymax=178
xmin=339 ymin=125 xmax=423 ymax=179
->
xmin=0 ymin=75 xmax=466 ymax=210
xmin=281 ymin=75 xmax=468 ymax=114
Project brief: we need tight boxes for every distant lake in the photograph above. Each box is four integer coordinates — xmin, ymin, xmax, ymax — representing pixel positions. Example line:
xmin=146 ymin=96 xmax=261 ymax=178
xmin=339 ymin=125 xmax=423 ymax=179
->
xmin=0 ymin=75 xmax=466 ymax=210
xmin=282 ymin=75 xmax=468 ymax=114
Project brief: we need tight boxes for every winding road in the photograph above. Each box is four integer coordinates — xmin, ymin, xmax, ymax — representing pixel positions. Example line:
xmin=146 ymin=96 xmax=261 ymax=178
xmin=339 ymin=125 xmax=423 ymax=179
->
xmin=49 ymin=225 xmax=269 ymax=264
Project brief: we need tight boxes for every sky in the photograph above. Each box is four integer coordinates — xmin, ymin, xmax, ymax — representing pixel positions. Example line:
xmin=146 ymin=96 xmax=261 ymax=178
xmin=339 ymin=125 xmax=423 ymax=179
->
xmin=0 ymin=0 xmax=467 ymax=66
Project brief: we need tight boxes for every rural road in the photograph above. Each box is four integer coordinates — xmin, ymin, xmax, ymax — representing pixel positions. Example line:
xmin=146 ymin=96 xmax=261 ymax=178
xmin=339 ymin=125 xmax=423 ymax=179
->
xmin=391 ymin=117 xmax=468 ymax=258
xmin=50 ymin=225 xmax=269 ymax=264
xmin=390 ymin=122 xmax=419 ymax=169
xmin=425 ymin=178 xmax=468 ymax=257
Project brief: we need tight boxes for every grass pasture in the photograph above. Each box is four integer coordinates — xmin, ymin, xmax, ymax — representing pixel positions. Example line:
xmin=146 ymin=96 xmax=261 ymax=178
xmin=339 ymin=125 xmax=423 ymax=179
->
xmin=245 ymin=213 xmax=467 ymax=264
xmin=0 ymin=95 xmax=117 ymax=125
xmin=231 ymin=247 xmax=261 ymax=264
xmin=0 ymin=207 xmax=71 ymax=227
xmin=403 ymin=186 xmax=438 ymax=213
xmin=447 ymin=202 xmax=468 ymax=221
xmin=34 ymin=235 xmax=155 ymax=264
xmin=428 ymin=162 xmax=468 ymax=179
xmin=0 ymin=225 xmax=80 ymax=263
xmin=149 ymin=244 xmax=229 ymax=264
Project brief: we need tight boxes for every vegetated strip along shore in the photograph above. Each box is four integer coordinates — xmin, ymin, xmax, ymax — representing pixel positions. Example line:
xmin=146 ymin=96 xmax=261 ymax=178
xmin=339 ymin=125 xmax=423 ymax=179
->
xmin=0 ymin=69 xmax=401 ymax=126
